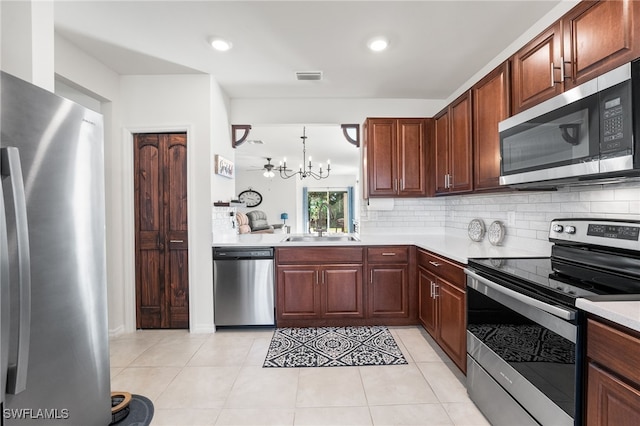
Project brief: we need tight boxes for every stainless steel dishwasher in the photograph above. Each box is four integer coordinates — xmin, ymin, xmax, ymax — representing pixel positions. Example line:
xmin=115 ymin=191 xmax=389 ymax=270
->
xmin=213 ymin=247 xmax=275 ymax=327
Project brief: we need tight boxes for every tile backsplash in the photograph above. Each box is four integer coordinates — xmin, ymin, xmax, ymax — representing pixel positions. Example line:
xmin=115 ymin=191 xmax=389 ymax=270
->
xmin=360 ymin=181 xmax=640 ymax=252
xmin=212 ymin=206 xmax=237 ymax=236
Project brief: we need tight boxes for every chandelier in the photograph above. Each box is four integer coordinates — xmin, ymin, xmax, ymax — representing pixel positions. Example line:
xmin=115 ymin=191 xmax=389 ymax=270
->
xmin=277 ymin=127 xmax=331 ymax=180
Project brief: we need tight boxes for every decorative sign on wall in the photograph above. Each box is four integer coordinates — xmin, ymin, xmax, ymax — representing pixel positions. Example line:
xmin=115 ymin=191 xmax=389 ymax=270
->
xmin=215 ymin=154 xmax=234 ymax=178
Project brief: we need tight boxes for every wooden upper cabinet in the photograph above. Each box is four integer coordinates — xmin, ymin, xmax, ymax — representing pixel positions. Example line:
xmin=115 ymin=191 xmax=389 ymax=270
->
xmin=511 ymin=22 xmax=563 ymax=114
xmin=472 ymin=62 xmax=510 ymax=191
xmin=364 ymin=118 xmax=429 ymax=197
xmin=398 ymin=119 xmax=429 ymax=196
xmin=434 ymin=110 xmax=449 ymax=194
xmin=562 ymin=0 xmax=640 ymax=90
xmin=449 ymin=92 xmax=473 ymax=193
xmin=435 ymin=92 xmax=473 ymax=195
xmin=365 ymin=118 xmax=396 ymax=197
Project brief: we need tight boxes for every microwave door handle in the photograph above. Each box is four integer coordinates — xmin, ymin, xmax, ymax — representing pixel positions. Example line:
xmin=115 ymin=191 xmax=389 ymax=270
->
xmin=1 ymin=147 xmax=31 ymax=394
xmin=559 ymin=123 xmax=581 ymax=145
xmin=465 ymin=269 xmax=575 ymax=321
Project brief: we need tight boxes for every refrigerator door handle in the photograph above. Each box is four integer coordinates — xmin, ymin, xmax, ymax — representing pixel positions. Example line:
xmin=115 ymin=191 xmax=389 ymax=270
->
xmin=1 ymin=147 xmax=31 ymax=394
xmin=0 ymin=162 xmax=11 ymax=404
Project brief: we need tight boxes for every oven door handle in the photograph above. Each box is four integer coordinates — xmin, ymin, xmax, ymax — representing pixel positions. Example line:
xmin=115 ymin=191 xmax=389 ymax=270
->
xmin=464 ymin=269 xmax=576 ymax=321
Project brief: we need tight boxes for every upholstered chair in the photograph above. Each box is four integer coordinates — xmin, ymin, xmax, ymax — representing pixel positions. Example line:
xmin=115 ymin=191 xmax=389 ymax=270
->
xmin=245 ymin=210 xmax=274 ymax=233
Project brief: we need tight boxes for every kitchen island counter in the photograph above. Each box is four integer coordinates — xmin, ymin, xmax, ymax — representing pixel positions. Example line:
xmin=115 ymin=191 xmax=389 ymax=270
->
xmin=212 ymin=231 xmax=548 ymax=264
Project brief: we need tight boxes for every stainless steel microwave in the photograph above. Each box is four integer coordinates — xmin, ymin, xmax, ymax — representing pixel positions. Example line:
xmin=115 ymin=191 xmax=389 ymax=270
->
xmin=499 ymin=60 xmax=640 ymax=187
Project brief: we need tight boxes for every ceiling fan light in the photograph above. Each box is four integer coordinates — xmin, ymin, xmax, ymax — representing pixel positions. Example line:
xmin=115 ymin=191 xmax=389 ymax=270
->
xmin=367 ymin=36 xmax=389 ymax=52
xmin=210 ymin=37 xmax=232 ymax=52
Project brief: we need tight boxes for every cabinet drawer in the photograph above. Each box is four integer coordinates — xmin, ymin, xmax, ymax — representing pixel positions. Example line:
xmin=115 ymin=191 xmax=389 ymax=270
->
xmin=417 ymin=249 xmax=464 ymax=288
xmin=277 ymin=247 xmax=363 ymax=264
xmin=367 ymin=246 xmax=409 ymax=263
xmin=587 ymin=318 xmax=640 ymax=386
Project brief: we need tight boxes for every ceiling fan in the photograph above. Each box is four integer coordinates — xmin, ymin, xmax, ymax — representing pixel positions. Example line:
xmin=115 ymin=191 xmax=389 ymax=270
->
xmin=246 ymin=157 xmax=290 ymax=177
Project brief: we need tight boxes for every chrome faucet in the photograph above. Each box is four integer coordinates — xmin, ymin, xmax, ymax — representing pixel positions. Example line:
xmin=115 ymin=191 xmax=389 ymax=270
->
xmin=315 ymin=203 xmax=331 ymax=236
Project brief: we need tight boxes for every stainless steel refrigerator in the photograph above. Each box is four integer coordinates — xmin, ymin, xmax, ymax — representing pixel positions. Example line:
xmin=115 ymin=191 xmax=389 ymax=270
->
xmin=0 ymin=71 xmax=110 ymax=425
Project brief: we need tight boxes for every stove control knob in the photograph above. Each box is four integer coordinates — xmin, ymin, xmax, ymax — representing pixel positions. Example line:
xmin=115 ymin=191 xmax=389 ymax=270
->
xmin=565 ymin=225 xmax=576 ymax=234
xmin=552 ymin=224 xmax=564 ymax=233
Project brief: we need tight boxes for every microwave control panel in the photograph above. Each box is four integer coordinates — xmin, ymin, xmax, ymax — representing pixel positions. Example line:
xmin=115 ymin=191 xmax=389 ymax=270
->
xmin=600 ymin=80 xmax=632 ymax=154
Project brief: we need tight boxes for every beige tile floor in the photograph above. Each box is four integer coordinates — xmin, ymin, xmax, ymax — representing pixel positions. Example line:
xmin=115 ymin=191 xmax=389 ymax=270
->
xmin=110 ymin=326 xmax=490 ymax=426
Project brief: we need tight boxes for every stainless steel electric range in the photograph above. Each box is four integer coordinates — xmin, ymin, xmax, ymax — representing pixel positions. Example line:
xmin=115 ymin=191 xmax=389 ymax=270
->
xmin=464 ymin=218 xmax=640 ymax=426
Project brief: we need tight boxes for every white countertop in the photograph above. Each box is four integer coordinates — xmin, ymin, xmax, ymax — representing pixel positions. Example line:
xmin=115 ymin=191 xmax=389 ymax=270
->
xmin=576 ymin=298 xmax=640 ymax=333
xmin=213 ymin=232 xmax=640 ymax=334
xmin=212 ymin=231 xmax=548 ymax=264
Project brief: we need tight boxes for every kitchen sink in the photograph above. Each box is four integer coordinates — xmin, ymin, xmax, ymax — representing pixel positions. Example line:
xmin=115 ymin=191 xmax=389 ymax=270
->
xmin=283 ymin=234 xmax=359 ymax=243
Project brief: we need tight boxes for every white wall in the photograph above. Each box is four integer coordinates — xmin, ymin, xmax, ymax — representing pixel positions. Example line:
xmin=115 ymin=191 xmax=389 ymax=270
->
xmin=119 ymin=74 xmax=217 ymax=333
xmin=235 ymin=172 xmax=298 ymax=231
xmin=230 ymin=98 xmax=443 ymax=125
xmin=1 ymin=0 xmax=54 ymax=90
xmin=56 ymin=35 xmax=227 ymax=334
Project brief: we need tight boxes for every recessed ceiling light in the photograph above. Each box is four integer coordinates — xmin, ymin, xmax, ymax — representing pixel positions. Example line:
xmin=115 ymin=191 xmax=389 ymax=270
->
xmin=209 ymin=37 xmax=232 ymax=52
xmin=367 ymin=36 xmax=389 ymax=52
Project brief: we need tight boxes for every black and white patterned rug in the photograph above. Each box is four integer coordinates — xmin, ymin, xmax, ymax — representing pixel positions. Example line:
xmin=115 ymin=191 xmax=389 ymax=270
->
xmin=263 ymin=326 xmax=408 ymax=367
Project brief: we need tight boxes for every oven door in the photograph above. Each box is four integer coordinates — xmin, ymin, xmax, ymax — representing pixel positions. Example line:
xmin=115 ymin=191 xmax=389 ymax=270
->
xmin=465 ymin=269 xmax=580 ymax=426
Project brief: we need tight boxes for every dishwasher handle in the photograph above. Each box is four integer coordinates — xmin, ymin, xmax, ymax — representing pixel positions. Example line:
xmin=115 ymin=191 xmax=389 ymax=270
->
xmin=213 ymin=247 xmax=274 ymax=260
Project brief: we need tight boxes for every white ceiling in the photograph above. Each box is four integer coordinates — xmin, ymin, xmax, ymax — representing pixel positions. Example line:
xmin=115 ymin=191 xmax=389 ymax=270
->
xmin=54 ymin=0 xmax=562 ymax=100
xmin=53 ymin=0 xmax=562 ymax=174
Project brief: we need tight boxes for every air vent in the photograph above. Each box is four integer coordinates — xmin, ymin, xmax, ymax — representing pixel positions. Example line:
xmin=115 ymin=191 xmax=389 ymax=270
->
xmin=296 ymin=71 xmax=323 ymax=81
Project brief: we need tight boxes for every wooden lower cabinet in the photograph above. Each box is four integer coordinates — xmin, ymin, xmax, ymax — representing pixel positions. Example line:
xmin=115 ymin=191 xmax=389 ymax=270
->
xmin=322 ymin=265 xmax=364 ymax=318
xmin=585 ymin=317 xmax=640 ymax=425
xmin=587 ymin=363 xmax=640 ymax=425
xmin=368 ymin=265 xmax=409 ymax=318
xmin=277 ymin=264 xmax=363 ymax=322
xmin=275 ymin=246 xmax=417 ymax=327
xmin=366 ymin=246 xmax=414 ymax=321
xmin=437 ymin=279 xmax=466 ymax=369
xmin=418 ymin=266 xmax=437 ymax=336
xmin=417 ymin=249 xmax=467 ymax=373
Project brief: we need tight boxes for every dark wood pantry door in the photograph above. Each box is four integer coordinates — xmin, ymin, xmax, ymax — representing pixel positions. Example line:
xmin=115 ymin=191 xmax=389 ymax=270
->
xmin=134 ymin=133 xmax=189 ymax=329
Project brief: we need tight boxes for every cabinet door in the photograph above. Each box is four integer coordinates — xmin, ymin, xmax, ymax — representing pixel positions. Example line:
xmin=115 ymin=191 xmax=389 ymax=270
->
xmin=322 ymin=265 xmax=364 ymax=318
xmin=449 ymin=92 xmax=473 ymax=194
xmin=418 ymin=266 xmax=438 ymax=337
xmin=368 ymin=265 xmax=409 ymax=318
xmin=564 ymin=0 xmax=640 ymax=90
xmin=587 ymin=363 xmax=640 ymax=425
xmin=366 ymin=118 xmax=397 ymax=196
xmin=397 ymin=119 xmax=427 ymax=196
xmin=511 ymin=22 xmax=563 ymax=114
xmin=473 ymin=63 xmax=510 ymax=191
xmin=434 ymin=109 xmax=450 ymax=194
xmin=437 ymin=278 xmax=467 ymax=373
xmin=277 ymin=266 xmax=320 ymax=320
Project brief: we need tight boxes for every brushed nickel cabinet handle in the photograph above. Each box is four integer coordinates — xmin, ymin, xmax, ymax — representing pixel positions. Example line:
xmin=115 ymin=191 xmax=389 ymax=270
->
xmin=551 ymin=60 xmax=565 ymax=86
xmin=429 ymin=261 xmax=441 ymax=267
xmin=170 ymin=239 xmax=184 ymax=243
xmin=382 ymin=252 xmax=396 ymax=256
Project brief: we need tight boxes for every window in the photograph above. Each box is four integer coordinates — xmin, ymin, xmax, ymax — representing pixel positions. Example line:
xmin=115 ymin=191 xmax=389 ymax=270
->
xmin=304 ymin=188 xmax=353 ymax=233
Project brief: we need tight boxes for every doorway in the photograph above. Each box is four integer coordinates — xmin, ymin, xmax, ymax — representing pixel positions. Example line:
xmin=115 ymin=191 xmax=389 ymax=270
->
xmin=134 ymin=133 xmax=189 ymax=329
